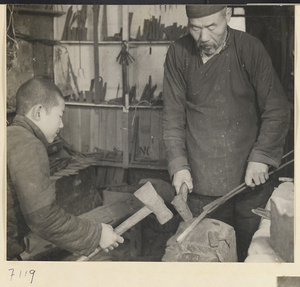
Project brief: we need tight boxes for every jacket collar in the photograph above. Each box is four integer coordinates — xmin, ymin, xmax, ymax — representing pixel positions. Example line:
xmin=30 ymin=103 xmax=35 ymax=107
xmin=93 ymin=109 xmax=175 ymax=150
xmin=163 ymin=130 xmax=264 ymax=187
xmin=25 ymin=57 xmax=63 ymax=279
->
xmin=11 ymin=115 xmax=49 ymax=149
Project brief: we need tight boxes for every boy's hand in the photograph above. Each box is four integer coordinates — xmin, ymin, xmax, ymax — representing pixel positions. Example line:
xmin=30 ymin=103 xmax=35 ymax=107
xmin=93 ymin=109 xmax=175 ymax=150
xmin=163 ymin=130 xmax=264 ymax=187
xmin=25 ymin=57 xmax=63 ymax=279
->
xmin=99 ymin=223 xmax=124 ymax=252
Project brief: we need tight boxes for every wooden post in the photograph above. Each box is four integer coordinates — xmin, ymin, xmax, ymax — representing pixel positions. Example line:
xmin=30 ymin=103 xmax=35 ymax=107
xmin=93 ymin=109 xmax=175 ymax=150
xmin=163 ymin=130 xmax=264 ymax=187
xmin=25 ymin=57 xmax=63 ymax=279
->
xmin=121 ymin=6 xmax=130 ymax=168
xmin=122 ymin=109 xmax=129 ymax=168
xmin=93 ymin=5 xmax=100 ymax=103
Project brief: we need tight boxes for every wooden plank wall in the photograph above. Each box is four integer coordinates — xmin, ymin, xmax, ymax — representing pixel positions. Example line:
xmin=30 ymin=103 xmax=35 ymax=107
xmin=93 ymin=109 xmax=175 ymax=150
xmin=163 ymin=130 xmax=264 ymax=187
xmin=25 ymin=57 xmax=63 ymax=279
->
xmin=60 ymin=105 xmax=123 ymax=153
xmin=129 ymin=107 xmax=165 ymax=162
xmin=60 ymin=105 xmax=166 ymax=163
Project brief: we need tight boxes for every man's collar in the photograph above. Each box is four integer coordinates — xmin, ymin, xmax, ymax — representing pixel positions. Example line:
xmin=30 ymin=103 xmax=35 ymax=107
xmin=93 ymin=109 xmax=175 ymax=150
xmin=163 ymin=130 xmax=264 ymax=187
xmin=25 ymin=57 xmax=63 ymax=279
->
xmin=221 ymin=26 xmax=231 ymax=52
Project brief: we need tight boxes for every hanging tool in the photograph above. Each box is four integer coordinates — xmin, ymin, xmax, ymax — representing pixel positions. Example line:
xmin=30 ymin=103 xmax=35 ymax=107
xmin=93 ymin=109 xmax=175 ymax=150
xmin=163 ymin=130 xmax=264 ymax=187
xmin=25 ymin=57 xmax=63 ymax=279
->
xmin=177 ymin=152 xmax=294 ymax=243
xmin=116 ymin=41 xmax=135 ymax=107
xmin=92 ymin=5 xmax=101 ymax=103
xmin=77 ymin=6 xmax=86 ymax=82
xmin=171 ymin=182 xmax=193 ymax=222
xmin=77 ymin=182 xmax=173 ymax=261
xmin=77 ymin=41 xmax=85 ymax=80
xmin=116 ymin=41 xmax=135 ymax=66
xmin=77 ymin=5 xmax=87 ymax=41
xmin=102 ymin=5 xmax=108 ymax=41
xmin=140 ymin=75 xmax=157 ymax=102
xmin=61 ymin=6 xmax=73 ymax=40
xmin=90 ymin=77 xmax=107 ymax=103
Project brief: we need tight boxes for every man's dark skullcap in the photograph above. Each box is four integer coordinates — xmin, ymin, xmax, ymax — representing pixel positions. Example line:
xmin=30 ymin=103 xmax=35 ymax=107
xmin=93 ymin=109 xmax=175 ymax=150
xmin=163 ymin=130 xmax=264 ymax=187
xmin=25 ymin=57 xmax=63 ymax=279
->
xmin=186 ymin=5 xmax=226 ymax=19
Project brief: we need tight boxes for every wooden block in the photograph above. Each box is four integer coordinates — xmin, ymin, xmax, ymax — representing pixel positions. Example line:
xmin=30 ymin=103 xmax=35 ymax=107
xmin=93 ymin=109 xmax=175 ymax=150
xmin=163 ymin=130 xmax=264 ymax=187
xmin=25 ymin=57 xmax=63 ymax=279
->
xmin=162 ymin=218 xmax=237 ymax=262
xmin=270 ymin=196 xmax=294 ymax=262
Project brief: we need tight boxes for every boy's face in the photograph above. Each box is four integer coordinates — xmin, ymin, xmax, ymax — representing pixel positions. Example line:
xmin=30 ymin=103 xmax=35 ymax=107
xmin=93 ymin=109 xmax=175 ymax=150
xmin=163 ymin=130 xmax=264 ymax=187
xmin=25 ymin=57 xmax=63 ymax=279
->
xmin=38 ymin=96 xmax=65 ymax=143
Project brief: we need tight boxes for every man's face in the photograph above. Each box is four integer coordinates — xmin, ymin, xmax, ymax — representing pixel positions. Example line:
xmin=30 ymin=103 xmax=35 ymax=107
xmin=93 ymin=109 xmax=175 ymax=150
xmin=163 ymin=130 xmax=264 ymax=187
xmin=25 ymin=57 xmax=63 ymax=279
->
xmin=189 ymin=8 xmax=231 ymax=56
xmin=38 ymin=96 xmax=65 ymax=143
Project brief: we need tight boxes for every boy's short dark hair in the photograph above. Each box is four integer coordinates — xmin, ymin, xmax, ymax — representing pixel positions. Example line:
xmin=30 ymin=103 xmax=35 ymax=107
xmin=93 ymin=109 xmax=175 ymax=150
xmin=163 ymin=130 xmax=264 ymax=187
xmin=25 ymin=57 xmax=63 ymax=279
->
xmin=16 ymin=77 xmax=64 ymax=115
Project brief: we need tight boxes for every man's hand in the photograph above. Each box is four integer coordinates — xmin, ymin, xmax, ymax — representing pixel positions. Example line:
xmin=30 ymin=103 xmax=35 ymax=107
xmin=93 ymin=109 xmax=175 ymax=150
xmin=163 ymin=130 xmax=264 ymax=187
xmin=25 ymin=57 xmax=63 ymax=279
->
xmin=245 ymin=161 xmax=269 ymax=188
xmin=99 ymin=223 xmax=124 ymax=252
xmin=173 ymin=169 xmax=193 ymax=194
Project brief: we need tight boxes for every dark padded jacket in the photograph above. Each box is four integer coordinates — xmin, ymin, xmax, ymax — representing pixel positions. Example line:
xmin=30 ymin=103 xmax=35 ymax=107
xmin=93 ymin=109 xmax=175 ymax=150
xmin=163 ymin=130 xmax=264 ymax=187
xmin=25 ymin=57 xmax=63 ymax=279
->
xmin=163 ymin=27 xmax=290 ymax=196
xmin=7 ymin=115 xmax=102 ymax=260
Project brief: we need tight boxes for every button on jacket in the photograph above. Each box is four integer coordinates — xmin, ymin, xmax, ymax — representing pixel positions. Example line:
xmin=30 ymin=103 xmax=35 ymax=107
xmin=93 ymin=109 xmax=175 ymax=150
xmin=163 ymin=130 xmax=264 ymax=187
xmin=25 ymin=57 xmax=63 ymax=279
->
xmin=163 ymin=27 xmax=290 ymax=196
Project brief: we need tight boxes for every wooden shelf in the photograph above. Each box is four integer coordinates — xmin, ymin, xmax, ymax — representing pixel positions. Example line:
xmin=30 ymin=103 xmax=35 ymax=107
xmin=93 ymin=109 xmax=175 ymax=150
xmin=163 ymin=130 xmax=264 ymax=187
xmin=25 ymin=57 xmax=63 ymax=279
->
xmin=129 ymin=41 xmax=172 ymax=45
xmin=92 ymin=161 xmax=167 ymax=170
xmin=59 ymin=41 xmax=171 ymax=46
xmin=65 ymin=102 xmax=123 ymax=108
xmin=65 ymin=102 xmax=163 ymax=109
xmin=60 ymin=41 xmax=123 ymax=45
xmin=14 ymin=7 xmax=65 ymax=17
xmin=91 ymin=160 xmax=123 ymax=168
xmin=129 ymin=161 xmax=167 ymax=170
xmin=129 ymin=105 xmax=163 ymax=109
xmin=70 ymin=159 xmax=167 ymax=170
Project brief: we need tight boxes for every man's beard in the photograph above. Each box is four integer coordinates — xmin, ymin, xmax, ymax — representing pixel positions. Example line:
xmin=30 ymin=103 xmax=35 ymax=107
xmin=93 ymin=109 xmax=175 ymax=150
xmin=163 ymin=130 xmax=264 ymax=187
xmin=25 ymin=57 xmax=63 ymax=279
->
xmin=199 ymin=43 xmax=218 ymax=56
xmin=198 ymin=31 xmax=227 ymax=56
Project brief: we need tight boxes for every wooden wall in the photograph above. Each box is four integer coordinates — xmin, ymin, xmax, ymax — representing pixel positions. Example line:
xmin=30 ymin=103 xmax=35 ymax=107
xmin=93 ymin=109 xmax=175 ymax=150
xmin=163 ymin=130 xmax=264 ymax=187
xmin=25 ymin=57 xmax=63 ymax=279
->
xmin=129 ymin=107 xmax=165 ymax=163
xmin=7 ymin=6 xmax=55 ymax=110
xmin=59 ymin=104 xmax=167 ymax=167
xmin=60 ymin=104 xmax=123 ymax=153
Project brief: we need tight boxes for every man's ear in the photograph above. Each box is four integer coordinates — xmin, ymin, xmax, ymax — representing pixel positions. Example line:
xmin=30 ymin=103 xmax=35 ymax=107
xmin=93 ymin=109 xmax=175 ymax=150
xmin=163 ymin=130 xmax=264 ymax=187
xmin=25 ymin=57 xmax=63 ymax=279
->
xmin=30 ymin=104 xmax=43 ymax=121
xmin=225 ymin=7 xmax=232 ymax=22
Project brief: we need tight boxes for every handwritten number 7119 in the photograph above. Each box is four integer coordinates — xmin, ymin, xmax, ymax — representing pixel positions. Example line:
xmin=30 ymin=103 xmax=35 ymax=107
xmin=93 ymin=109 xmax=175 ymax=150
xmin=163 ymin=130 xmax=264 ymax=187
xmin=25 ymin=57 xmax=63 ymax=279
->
xmin=8 ymin=268 xmax=36 ymax=284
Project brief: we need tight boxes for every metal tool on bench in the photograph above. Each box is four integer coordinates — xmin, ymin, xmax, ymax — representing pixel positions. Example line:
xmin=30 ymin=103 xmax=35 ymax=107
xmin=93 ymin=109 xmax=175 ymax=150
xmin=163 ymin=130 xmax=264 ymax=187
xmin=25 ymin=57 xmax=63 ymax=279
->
xmin=251 ymin=207 xmax=271 ymax=220
xmin=171 ymin=182 xmax=193 ymax=222
xmin=77 ymin=181 xmax=173 ymax=261
xmin=176 ymin=152 xmax=294 ymax=243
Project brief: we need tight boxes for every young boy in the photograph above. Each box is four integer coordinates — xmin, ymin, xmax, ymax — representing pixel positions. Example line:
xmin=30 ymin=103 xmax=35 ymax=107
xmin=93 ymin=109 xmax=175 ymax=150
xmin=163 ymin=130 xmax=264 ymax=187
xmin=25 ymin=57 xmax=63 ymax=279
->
xmin=7 ymin=77 xmax=124 ymax=260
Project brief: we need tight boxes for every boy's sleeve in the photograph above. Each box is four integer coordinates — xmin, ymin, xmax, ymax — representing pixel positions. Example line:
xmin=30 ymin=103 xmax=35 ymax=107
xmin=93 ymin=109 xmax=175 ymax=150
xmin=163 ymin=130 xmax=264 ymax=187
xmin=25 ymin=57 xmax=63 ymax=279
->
xmin=9 ymin=140 xmax=102 ymax=256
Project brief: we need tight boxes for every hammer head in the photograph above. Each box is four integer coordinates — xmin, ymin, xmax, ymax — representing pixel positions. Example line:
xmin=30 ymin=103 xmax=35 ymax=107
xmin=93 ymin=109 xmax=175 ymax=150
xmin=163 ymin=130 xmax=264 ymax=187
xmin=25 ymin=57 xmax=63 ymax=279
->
xmin=134 ymin=182 xmax=173 ymax=224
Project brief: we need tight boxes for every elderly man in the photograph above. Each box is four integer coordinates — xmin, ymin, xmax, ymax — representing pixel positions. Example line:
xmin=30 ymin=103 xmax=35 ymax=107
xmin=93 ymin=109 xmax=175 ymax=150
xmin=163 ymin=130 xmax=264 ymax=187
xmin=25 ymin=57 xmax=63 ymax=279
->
xmin=163 ymin=5 xmax=290 ymax=261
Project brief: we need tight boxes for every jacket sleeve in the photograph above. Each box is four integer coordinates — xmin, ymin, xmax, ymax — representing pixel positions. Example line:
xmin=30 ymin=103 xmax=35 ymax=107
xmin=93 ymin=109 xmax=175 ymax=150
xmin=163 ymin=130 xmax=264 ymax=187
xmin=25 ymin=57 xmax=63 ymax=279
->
xmin=162 ymin=43 xmax=190 ymax=177
xmin=8 ymin=139 xmax=102 ymax=256
xmin=243 ymin=36 xmax=290 ymax=167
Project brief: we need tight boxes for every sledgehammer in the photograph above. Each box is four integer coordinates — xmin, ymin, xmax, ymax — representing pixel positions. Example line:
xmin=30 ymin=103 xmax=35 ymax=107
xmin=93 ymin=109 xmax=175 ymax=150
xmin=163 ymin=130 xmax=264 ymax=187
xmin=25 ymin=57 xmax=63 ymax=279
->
xmin=77 ymin=182 xmax=173 ymax=261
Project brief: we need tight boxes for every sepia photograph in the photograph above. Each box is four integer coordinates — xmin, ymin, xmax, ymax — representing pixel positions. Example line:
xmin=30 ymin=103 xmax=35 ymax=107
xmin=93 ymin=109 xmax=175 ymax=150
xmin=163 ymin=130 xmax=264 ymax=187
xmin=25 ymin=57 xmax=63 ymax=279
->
xmin=1 ymin=2 xmax=299 ymax=286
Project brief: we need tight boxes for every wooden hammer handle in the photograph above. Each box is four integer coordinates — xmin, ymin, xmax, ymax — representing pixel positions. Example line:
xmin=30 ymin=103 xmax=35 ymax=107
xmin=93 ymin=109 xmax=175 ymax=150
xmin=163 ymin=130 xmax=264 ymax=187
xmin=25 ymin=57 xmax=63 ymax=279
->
xmin=114 ymin=206 xmax=152 ymax=235
xmin=77 ymin=206 xmax=152 ymax=261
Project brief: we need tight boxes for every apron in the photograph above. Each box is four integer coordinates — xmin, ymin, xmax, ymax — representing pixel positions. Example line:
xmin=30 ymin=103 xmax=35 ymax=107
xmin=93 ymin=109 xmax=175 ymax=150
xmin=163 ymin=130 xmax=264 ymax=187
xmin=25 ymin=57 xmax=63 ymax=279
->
xmin=184 ymin=41 xmax=260 ymax=196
